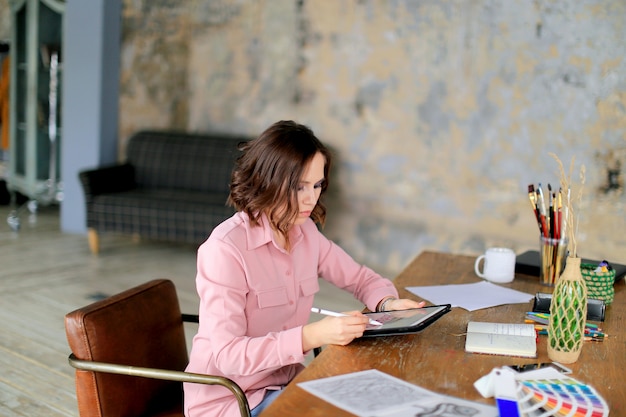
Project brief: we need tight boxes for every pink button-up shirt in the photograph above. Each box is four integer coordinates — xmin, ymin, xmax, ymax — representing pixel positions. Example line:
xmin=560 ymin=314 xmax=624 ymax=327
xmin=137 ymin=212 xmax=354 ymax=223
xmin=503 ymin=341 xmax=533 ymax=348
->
xmin=184 ymin=212 xmax=398 ymax=416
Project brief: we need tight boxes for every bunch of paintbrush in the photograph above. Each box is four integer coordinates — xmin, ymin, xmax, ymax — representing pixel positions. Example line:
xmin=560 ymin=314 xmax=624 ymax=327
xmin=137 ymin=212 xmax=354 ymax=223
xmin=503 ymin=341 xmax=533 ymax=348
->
xmin=528 ymin=183 xmax=570 ymax=285
xmin=527 ymin=183 xmax=568 ymax=240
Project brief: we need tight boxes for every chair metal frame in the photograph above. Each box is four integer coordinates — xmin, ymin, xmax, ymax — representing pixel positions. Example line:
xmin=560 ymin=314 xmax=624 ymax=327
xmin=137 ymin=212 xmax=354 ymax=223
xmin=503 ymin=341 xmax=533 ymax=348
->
xmin=67 ymin=312 xmax=251 ymax=417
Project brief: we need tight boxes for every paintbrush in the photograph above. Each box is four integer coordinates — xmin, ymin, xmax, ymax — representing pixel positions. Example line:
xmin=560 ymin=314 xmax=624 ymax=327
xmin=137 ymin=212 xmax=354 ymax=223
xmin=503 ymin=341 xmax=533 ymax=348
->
xmin=548 ymin=183 xmax=554 ymax=238
xmin=556 ymin=188 xmax=562 ymax=240
xmin=536 ymin=184 xmax=549 ymax=237
xmin=527 ymin=184 xmax=543 ymax=234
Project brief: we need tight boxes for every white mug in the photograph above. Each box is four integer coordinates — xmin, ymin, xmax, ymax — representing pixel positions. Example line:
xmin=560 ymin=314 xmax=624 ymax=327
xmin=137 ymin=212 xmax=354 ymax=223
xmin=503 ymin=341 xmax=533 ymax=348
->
xmin=474 ymin=247 xmax=516 ymax=283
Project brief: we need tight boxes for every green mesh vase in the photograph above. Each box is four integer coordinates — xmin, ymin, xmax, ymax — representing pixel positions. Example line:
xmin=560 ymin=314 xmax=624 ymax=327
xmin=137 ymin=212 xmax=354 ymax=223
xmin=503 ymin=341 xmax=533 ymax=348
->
xmin=547 ymin=256 xmax=588 ymax=364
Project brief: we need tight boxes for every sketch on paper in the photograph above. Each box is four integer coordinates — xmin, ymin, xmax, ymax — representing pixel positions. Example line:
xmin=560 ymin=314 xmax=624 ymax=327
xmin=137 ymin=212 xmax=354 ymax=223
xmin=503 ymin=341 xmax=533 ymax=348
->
xmin=298 ymin=369 xmax=497 ymax=417
xmin=386 ymin=402 xmax=485 ymax=417
xmin=299 ymin=369 xmax=434 ymax=414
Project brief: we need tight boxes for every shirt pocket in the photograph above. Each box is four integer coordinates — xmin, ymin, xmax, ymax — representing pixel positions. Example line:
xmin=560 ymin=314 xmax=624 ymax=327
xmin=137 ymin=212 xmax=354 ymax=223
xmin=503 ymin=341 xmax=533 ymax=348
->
xmin=299 ymin=277 xmax=320 ymax=297
xmin=257 ymin=287 xmax=289 ymax=309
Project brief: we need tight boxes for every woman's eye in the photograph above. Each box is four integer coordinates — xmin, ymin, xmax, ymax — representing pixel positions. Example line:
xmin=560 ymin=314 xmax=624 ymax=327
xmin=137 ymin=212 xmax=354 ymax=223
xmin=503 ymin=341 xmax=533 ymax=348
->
xmin=298 ymin=180 xmax=324 ymax=192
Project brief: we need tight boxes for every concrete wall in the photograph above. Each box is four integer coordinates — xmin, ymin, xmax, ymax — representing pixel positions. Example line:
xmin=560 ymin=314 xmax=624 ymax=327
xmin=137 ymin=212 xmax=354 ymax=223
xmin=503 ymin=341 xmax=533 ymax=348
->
xmin=117 ymin=1 xmax=625 ymax=276
xmin=2 ymin=0 xmax=624 ymax=276
xmin=0 ymin=0 xmax=9 ymax=41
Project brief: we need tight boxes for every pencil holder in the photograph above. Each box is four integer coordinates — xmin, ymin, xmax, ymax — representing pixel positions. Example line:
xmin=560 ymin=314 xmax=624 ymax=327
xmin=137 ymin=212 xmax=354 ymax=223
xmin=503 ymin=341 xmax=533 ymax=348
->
xmin=580 ymin=263 xmax=615 ymax=305
xmin=539 ymin=237 xmax=568 ymax=286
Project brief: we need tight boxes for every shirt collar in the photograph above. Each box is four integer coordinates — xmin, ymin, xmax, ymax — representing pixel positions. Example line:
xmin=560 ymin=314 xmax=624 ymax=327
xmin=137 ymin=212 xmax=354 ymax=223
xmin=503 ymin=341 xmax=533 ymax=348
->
xmin=244 ymin=212 xmax=273 ymax=250
xmin=243 ymin=211 xmax=304 ymax=251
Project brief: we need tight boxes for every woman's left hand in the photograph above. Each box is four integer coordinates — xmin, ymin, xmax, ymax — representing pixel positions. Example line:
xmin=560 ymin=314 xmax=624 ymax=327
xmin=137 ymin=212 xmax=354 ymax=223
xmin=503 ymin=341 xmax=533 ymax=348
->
xmin=382 ymin=298 xmax=426 ymax=311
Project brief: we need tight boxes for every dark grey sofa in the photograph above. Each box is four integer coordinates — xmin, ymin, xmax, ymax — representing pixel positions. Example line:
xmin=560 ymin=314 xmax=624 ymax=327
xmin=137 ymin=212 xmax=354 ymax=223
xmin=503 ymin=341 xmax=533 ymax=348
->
xmin=78 ymin=130 xmax=248 ymax=254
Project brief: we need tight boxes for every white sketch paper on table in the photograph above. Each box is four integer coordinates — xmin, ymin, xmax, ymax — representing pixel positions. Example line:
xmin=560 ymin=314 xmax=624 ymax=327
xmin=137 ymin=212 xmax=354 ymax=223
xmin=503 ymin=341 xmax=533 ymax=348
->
xmin=405 ymin=281 xmax=533 ymax=312
xmin=298 ymin=369 xmax=497 ymax=417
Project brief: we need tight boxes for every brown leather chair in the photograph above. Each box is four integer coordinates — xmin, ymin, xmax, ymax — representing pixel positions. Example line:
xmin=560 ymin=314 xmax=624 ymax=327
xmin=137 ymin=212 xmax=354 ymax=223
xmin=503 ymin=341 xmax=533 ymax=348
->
xmin=64 ymin=279 xmax=250 ymax=417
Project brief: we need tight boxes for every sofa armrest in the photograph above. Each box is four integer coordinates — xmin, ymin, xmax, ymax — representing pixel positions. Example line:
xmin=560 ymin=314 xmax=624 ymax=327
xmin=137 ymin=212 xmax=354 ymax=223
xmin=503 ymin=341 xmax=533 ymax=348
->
xmin=79 ymin=163 xmax=137 ymax=200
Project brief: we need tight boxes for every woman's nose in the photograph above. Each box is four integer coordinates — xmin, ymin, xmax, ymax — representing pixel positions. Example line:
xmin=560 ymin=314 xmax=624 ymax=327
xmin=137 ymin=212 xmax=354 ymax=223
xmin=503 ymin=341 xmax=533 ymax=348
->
xmin=302 ymin=187 xmax=315 ymax=203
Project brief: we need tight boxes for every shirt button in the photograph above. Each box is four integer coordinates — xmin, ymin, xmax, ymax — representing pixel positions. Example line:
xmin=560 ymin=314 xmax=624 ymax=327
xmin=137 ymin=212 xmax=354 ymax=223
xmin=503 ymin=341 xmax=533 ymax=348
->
xmin=286 ymin=270 xmax=291 ymax=275
xmin=289 ymin=300 xmax=294 ymax=305
xmin=282 ymin=326 xmax=288 ymax=330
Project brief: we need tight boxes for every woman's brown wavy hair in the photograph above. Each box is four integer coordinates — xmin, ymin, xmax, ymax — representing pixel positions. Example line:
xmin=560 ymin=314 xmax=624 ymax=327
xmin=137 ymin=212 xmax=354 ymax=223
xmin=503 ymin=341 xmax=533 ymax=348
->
xmin=227 ymin=120 xmax=332 ymax=239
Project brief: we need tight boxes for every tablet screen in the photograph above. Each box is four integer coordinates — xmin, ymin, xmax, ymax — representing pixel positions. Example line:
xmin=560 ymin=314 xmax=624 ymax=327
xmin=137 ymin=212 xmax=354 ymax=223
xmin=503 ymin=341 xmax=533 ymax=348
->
xmin=361 ymin=305 xmax=451 ymax=337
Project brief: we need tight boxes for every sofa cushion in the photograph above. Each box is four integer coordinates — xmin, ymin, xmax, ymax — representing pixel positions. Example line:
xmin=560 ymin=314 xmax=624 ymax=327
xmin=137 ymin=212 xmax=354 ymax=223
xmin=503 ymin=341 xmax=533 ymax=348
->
xmin=90 ymin=189 xmax=235 ymax=245
xmin=126 ymin=131 xmax=244 ymax=193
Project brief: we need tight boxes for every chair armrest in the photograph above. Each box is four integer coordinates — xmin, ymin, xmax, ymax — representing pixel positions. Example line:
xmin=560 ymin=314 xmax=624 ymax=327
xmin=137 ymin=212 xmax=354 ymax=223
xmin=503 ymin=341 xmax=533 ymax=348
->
xmin=78 ymin=163 xmax=137 ymax=198
xmin=182 ymin=313 xmax=199 ymax=323
xmin=68 ymin=353 xmax=251 ymax=417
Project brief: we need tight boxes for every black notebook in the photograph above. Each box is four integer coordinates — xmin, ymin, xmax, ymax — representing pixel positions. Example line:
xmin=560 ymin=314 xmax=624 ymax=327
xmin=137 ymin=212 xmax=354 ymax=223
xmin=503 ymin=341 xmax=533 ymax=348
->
xmin=515 ymin=250 xmax=625 ymax=283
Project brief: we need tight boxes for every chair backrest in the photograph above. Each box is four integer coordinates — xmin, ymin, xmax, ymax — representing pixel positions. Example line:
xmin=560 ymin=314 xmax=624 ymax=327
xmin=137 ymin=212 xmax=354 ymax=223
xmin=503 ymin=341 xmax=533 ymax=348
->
xmin=65 ymin=279 xmax=189 ymax=417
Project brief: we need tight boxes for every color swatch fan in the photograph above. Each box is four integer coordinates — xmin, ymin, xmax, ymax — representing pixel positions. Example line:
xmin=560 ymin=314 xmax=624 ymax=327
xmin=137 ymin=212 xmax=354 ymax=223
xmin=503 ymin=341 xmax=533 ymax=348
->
xmin=517 ymin=376 xmax=608 ymax=417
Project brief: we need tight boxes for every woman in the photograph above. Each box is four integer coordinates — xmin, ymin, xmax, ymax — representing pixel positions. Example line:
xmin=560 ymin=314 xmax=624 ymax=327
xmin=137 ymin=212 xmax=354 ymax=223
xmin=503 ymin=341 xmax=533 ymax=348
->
xmin=184 ymin=120 xmax=424 ymax=416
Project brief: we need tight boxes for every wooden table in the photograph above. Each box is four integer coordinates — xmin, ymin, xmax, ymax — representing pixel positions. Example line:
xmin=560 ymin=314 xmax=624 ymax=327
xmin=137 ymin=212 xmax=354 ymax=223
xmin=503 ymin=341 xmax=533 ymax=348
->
xmin=261 ymin=250 xmax=626 ymax=416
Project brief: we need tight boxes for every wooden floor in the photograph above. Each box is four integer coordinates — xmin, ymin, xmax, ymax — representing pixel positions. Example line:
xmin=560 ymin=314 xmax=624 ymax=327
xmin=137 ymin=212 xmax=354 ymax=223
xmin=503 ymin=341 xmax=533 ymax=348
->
xmin=0 ymin=203 xmax=360 ymax=416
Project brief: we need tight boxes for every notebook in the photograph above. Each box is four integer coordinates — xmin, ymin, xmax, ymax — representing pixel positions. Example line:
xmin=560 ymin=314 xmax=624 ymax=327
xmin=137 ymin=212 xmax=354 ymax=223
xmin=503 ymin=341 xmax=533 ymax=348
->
xmin=465 ymin=321 xmax=537 ymax=358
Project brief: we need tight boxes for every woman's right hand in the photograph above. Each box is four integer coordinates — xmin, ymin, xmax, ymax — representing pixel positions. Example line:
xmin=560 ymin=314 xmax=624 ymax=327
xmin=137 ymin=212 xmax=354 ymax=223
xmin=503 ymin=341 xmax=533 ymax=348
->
xmin=302 ymin=311 xmax=369 ymax=352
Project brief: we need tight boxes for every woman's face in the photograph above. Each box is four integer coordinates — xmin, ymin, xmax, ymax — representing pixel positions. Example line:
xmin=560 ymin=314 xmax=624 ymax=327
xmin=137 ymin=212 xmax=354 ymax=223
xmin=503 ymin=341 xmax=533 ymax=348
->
xmin=293 ymin=152 xmax=326 ymax=226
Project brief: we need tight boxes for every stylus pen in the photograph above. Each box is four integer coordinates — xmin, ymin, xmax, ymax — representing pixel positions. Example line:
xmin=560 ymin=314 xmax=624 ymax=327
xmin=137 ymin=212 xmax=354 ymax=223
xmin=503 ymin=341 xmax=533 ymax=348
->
xmin=310 ymin=307 xmax=383 ymax=326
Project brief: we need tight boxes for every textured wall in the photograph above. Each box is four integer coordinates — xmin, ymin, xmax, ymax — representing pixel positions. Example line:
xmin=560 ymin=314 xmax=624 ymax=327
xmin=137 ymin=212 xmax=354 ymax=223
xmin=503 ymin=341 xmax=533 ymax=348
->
xmin=117 ymin=0 xmax=625 ymax=276
xmin=1 ymin=1 xmax=621 ymax=275
xmin=0 ymin=0 xmax=9 ymax=41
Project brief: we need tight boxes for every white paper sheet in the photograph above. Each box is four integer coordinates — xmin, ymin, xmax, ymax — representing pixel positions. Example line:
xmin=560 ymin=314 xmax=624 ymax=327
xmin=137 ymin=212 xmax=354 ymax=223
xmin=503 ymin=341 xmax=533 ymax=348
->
xmin=298 ymin=369 xmax=497 ymax=417
xmin=406 ymin=281 xmax=534 ymax=311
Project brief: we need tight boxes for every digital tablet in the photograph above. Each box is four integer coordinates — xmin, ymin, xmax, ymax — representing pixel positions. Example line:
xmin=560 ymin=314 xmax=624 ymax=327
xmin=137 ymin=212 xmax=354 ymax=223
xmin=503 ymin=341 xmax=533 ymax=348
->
xmin=360 ymin=304 xmax=451 ymax=338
